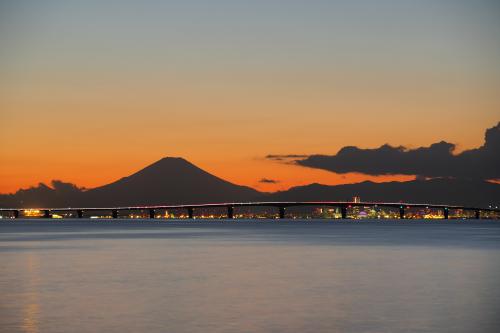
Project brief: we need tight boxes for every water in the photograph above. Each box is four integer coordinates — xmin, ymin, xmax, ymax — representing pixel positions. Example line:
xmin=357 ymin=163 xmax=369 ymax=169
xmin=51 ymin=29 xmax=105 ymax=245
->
xmin=1 ymin=219 xmax=500 ymax=333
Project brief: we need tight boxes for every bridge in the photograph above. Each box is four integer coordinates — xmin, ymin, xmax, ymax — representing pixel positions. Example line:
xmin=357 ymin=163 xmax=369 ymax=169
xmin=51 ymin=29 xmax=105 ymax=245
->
xmin=1 ymin=201 xmax=499 ymax=219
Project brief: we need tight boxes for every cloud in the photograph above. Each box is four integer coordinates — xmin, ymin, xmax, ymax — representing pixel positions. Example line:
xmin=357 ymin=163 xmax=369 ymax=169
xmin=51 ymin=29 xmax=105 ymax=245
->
xmin=258 ymin=178 xmax=280 ymax=184
xmin=0 ymin=180 xmax=84 ymax=208
xmin=50 ymin=180 xmax=85 ymax=192
xmin=14 ymin=180 xmax=84 ymax=196
xmin=265 ymin=154 xmax=308 ymax=161
xmin=268 ymin=122 xmax=500 ymax=180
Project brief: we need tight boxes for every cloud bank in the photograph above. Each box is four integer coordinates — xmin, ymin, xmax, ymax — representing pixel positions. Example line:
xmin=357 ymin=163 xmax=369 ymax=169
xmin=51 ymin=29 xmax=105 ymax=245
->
xmin=268 ymin=122 xmax=500 ymax=180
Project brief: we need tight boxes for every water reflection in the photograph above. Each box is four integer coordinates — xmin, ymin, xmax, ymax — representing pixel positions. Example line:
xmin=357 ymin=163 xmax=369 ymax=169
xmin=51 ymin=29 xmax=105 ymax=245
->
xmin=1 ymin=220 xmax=499 ymax=333
xmin=22 ymin=254 xmax=40 ymax=333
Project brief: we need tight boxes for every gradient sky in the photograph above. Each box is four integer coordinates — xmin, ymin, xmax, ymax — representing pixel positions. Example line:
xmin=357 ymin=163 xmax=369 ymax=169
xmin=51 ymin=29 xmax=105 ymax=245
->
xmin=1 ymin=0 xmax=499 ymax=193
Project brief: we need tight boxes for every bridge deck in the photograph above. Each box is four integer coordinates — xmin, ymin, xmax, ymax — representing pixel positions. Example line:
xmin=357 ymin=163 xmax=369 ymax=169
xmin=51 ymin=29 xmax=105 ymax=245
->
xmin=0 ymin=202 xmax=499 ymax=219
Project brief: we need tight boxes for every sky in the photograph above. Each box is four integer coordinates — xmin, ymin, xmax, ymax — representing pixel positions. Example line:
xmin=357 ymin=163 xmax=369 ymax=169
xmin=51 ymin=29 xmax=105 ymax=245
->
xmin=1 ymin=0 xmax=499 ymax=193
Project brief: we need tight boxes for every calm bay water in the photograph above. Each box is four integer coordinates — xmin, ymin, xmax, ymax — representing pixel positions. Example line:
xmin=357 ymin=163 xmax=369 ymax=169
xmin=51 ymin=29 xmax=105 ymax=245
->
xmin=1 ymin=219 xmax=500 ymax=333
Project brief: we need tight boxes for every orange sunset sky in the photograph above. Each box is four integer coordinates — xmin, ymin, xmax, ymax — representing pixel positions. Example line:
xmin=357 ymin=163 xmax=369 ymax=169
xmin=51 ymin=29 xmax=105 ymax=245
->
xmin=1 ymin=1 xmax=499 ymax=194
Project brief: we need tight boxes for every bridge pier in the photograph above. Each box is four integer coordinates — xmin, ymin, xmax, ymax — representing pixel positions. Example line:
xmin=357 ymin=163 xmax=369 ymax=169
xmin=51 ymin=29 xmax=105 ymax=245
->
xmin=227 ymin=206 xmax=234 ymax=219
xmin=112 ymin=210 xmax=118 ymax=219
xmin=475 ymin=210 xmax=480 ymax=219
xmin=279 ymin=206 xmax=285 ymax=219
xmin=77 ymin=210 xmax=83 ymax=218
xmin=43 ymin=210 xmax=51 ymax=218
xmin=149 ymin=209 xmax=155 ymax=219
xmin=399 ymin=206 xmax=405 ymax=219
xmin=443 ymin=207 xmax=449 ymax=219
xmin=340 ymin=205 xmax=347 ymax=219
xmin=188 ymin=207 xmax=194 ymax=219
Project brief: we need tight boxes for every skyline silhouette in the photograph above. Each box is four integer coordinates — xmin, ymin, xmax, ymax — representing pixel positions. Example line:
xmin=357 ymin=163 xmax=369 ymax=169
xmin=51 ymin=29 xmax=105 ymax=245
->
xmin=1 ymin=156 xmax=499 ymax=209
xmin=1 ymin=122 xmax=498 ymax=205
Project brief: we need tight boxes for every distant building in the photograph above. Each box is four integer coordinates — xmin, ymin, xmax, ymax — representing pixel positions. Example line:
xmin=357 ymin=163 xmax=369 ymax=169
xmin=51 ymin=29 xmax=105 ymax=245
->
xmin=353 ymin=196 xmax=361 ymax=203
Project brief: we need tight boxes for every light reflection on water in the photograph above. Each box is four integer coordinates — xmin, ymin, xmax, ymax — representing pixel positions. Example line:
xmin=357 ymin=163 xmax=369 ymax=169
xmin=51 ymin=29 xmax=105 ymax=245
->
xmin=21 ymin=254 xmax=40 ymax=333
xmin=1 ymin=219 xmax=500 ymax=333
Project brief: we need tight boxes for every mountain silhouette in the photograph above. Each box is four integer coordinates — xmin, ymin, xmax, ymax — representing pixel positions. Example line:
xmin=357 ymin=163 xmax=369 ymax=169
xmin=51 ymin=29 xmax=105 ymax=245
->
xmin=81 ymin=157 xmax=261 ymax=206
xmin=266 ymin=178 xmax=500 ymax=207
xmin=1 ymin=157 xmax=499 ymax=208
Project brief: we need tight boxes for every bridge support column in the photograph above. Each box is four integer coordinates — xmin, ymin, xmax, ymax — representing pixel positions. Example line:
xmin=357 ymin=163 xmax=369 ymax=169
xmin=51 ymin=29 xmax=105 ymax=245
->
xmin=399 ymin=206 xmax=405 ymax=219
xmin=340 ymin=205 xmax=347 ymax=219
xmin=13 ymin=210 xmax=19 ymax=218
xmin=227 ymin=206 xmax=234 ymax=219
xmin=443 ymin=207 xmax=449 ymax=219
xmin=475 ymin=210 xmax=480 ymax=219
xmin=188 ymin=207 xmax=194 ymax=219
xmin=149 ymin=209 xmax=155 ymax=219
xmin=77 ymin=210 xmax=83 ymax=218
xmin=279 ymin=206 xmax=285 ymax=219
xmin=43 ymin=210 xmax=51 ymax=218
xmin=112 ymin=210 xmax=118 ymax=219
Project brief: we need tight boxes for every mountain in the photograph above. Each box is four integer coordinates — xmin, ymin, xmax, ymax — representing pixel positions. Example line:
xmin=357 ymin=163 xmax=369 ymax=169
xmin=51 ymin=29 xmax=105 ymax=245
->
xmin=1 ymin=158 xmax=499 ymax=208
xmin=266 ymin=178 xmax=500 ymax=207
xmin=81 ymin=157 xmax=261 ymax=206
xmin=0 ymin=157 xmax=262 ymax=208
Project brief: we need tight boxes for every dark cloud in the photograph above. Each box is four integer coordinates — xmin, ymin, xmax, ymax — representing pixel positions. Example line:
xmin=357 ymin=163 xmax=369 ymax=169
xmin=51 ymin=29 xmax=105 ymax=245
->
xmin=259 ymin=178 xmax=280 ymax=184
xmin=266 ymin=154 xmax=308 ymax=161
xmin=50 ymin=180 xmax=85 ymax=192
xmin=269 ymin=122 xmax=500 ymax=180
xmin=0 ymin=180 xmax=84 ymax=208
